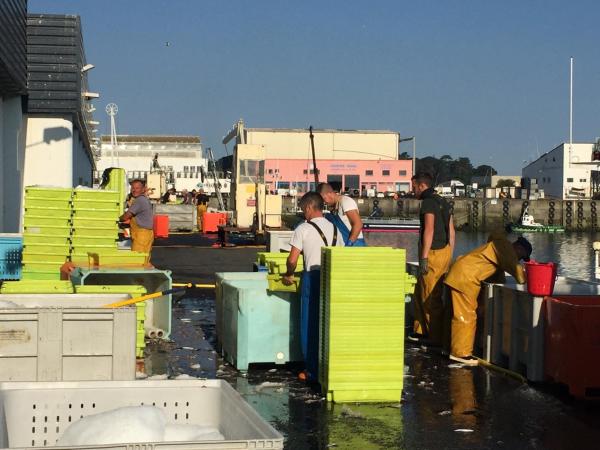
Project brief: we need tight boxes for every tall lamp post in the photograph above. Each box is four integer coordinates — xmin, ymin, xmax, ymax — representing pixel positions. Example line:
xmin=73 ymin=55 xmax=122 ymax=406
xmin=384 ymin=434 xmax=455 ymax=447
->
xmin=399 ymin=136 xmax=416 ymax=176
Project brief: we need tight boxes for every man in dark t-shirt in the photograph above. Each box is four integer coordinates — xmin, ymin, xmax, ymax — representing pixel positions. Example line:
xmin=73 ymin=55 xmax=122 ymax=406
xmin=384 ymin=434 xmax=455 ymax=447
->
xmin=195 ymin=190 xmax=210 ymax=231
xmin=410 ymin=172 xmax=455 ymax=348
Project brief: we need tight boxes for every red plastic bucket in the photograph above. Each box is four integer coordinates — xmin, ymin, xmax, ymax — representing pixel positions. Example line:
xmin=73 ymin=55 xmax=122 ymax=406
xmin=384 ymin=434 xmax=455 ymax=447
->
xmin=525 ymin=261 xmax=558 ymax=296
xmin=153 ymin=214 xmax=169 ymax=238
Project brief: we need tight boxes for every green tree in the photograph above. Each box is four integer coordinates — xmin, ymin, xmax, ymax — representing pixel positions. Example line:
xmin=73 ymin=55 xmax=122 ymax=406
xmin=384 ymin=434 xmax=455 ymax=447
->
xmin=496 ymin=178 xmax=516 ymax=188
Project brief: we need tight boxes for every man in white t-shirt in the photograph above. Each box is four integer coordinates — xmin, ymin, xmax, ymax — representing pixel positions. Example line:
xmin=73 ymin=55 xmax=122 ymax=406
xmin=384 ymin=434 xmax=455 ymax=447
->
xmin=317 ymin=183 xmax=365 ymax=246
xmin=283 ymin=191 xmax=344 ymax=382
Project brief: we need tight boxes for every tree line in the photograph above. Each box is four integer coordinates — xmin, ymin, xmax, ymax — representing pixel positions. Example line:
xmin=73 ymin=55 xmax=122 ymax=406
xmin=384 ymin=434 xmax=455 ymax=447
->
xmin=400 ymin=152 xmax=498 ymax=185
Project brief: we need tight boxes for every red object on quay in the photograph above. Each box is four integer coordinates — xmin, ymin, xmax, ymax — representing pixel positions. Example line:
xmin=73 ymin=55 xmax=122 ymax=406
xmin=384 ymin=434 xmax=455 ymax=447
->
xmin=525 ymin=261 xmax=557 ymax=296
xmin=203 ymin=212 xmax=226 ymax=233
xmin=544 ymin=295 xmax=600 ymax=399
xmin=153 ymin=214 xmax=169 ymax=238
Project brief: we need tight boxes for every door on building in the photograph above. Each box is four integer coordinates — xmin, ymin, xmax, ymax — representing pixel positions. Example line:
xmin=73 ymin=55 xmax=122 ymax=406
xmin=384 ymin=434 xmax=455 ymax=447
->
xmin=327 ymin=175 xmax=343 ymax=192
xmin=344 ymin=175 xmax=360 ymax=193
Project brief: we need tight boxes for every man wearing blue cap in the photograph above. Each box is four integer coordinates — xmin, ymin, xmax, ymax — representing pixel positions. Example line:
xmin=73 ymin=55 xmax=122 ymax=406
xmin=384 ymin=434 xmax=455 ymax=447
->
xmin=444 ymin=232 xmax=532 ymax=365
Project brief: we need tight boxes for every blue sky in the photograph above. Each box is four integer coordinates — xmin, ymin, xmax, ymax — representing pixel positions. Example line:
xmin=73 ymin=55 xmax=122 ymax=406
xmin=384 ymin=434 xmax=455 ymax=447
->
xmin=30 ymin=0 xmax=600 ymax=173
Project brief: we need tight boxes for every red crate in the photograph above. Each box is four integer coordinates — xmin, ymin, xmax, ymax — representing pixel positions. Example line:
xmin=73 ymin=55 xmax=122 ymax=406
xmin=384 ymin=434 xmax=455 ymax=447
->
xmin=203 ymin=212 xmax=226 ymax=233
xmin=153 ymin=214 xmax=169 ymax=238
xmin=544 ymin=295 xmax=600 ymax=399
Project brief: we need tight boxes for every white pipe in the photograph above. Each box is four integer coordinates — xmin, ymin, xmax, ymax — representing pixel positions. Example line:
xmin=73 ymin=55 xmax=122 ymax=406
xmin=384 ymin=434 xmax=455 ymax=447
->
xmin=145 ymin=327 xmax=164 ymax=339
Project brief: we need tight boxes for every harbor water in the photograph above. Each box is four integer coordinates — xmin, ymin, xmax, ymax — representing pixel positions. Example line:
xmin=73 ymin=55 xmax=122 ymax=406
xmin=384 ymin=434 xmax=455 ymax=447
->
xmin=365 ymin=230 xmax=600 ymax=280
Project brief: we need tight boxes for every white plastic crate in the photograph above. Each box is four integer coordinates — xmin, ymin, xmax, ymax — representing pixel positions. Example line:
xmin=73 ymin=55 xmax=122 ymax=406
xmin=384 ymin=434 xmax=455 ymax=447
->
xmin=0 ymin=294 xmax=136 ymax=382
xmin=265 ymin=230 xmax=294 ymax=252
xmin=0 ymin=379 xmax=284 ymax=449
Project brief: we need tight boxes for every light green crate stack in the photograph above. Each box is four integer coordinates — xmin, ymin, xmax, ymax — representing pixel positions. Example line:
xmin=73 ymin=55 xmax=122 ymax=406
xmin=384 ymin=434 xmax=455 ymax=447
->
xmin=70 ymin=189 xmax=121 ymax=261
xmin=22 ymin=187 xmax=73 ymax=280
xmin=319 ymin=247 xmax=410 ymax=403
xmin=101 ymin=168 xmax=127 ymax=211
xmin=74 ymin=284 xmax=147 ymax=357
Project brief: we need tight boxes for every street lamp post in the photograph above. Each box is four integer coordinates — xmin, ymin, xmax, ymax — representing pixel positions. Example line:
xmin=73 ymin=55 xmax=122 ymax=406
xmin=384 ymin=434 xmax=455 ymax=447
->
xmin=399 ymin=136 xmax=416 ymax=176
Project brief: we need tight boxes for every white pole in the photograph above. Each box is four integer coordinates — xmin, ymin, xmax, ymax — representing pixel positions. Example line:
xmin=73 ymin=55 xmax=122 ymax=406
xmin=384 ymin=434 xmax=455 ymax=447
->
xmin=569 ymin=56 xmax=573 ymax=167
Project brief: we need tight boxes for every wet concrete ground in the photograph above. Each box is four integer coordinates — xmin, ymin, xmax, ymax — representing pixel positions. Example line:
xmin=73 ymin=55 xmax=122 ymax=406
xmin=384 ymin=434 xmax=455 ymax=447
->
xmin=149 ymin=234 xmax=600 ymax=450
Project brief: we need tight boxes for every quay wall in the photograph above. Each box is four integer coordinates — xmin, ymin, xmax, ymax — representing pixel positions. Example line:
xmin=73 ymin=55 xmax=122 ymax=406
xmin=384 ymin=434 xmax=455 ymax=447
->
xmin=281 ymin=197 xmax=600 ymax=231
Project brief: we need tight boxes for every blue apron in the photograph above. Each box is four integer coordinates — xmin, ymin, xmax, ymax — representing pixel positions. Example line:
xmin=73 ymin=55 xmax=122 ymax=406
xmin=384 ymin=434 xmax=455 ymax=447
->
xmin=325 ymin=212 xmax=367 ymax=246
xmin=300 ymin=269 xmax=321 ymax=381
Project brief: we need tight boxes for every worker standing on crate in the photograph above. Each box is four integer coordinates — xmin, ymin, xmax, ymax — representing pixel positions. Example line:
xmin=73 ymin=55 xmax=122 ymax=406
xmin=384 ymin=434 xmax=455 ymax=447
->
xmin=410 ymin=172 xmax=455 ymax=350
xmin=120 ymin=179 xmax=154 ymax=255
xmin=317 ymin=182 xmax=366 ymax=246
xmin=282 ymin=192 xmax=344 ymax=382
xmin=444 ymin=232 xmax=532 ymax=366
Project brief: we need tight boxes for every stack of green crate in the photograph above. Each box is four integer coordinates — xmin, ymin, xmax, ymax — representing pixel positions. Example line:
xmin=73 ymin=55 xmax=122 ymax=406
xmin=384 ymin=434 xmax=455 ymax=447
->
xmin=22 ymin=187 xmax=73 ymax=280
xmin=74 ymin=284 xmax=147 ymax=357
xmin=70 ymin=188 xmax=121 ymax=264
xmin=319 ymin=247 xmax=410 ymax=403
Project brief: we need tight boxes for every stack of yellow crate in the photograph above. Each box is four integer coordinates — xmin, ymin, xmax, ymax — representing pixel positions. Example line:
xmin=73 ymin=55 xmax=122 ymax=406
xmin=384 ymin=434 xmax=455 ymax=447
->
xmin=22 ymin=187 xmax=73 ymax=280
xmin=259 ymin=252 xmax=304 ymax=292
xmin=319 ymin=247 xmax=415 ymax=403
xmin=70 ymin=188 xmax=121 ymax=265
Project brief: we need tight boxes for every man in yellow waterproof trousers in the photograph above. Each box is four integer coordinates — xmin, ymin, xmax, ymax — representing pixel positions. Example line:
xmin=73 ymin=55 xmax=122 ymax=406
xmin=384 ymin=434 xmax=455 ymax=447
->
xmin=444 ymin=232 xmax=532 ymax=365
xmin=410 ymin=172 xmax=455 ymax=348
xmin=120 ymin=179 xmax=154 ymax=257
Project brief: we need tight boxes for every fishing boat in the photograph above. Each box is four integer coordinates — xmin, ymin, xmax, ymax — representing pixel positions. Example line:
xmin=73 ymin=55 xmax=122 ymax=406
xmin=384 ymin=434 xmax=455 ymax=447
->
xmin=362 ymin=217 xmax=420 ymax=232
xmin=511 ymin=208 xmax=565 ymax=233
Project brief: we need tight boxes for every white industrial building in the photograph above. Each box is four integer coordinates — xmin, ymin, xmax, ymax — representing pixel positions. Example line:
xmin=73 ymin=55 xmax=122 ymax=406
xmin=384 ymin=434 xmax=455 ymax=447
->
xmin=97 ymin=135 xmax=210 ymax=192
xmin=521 ymin=142 xmax=600 ymax=199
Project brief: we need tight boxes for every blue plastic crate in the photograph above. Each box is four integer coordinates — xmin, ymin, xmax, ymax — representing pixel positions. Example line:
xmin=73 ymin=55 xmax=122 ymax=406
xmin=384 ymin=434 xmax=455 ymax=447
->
xmin=0 ymin=234 xmax=22 ymax=280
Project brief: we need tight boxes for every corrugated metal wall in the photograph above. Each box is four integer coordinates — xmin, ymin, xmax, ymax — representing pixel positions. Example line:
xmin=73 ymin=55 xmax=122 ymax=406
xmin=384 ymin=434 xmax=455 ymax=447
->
xmin=0 ymin=0 xmax=27 ymax=95
xmin=26 ymin=14 xmax=86 ymax=113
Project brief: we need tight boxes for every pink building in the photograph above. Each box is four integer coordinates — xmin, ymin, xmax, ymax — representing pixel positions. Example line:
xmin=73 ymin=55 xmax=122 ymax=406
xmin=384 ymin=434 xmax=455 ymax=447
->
xmin=265 ymin=159 xmax=412 ymax=194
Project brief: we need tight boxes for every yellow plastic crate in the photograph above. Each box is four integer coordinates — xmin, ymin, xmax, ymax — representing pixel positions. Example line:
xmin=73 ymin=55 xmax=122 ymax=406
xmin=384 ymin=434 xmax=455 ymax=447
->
xmin=24 ymin=225 xmax=71 ymax=236
xmin=87 ymin=250 xmax=149 ymax=267
xmin=0 ymin=280 xmax=73 ymax=293
xmin=267 ymin=273 xmax=300 ymax=292
xmin=23 ymin=216 xmax=71 ymax=227
xmin=24 ymin=186 xmax=73 ymax=200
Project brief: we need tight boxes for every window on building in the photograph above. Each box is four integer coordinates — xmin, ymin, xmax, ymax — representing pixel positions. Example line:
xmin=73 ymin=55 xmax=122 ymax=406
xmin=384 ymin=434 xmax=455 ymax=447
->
xmin=303 ymin=169 xmax=308 ymax=174
xmin=567 ymin=177 xmax=574 ymax=182
xmin=552 ymin=157 xmax=556 ymax=162
xmin=268 ymin=169 xmax=273 ymax=174
xmin=580 ymin=178 xmax=587 ymax=182
xmin=382 ymin=170 xmax=390 ymax=176
xmin=542 ymin=177 xmax=546 ymax=182
xmin=399 ymin=170 xmax=407 ymax=176
xmin=366 ymin=170 xmax=373 ymax=176
xmin=547 ymin=177 xmax=551 ymax=182
xmin=184 ymin=166 xmax=189 ymax=172
xmin=197 ymin=166 xmax=202 ymax=172
xmin=177 ymin=172 xmax=182 ymax=178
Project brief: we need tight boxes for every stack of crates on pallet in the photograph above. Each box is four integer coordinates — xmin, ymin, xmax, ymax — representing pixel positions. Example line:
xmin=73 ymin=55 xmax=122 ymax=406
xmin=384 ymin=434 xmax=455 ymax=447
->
xmin=0 ymin=234 xmax=22 ymax=281
xmin=70 ymin=188 xmax=121 ymax=265
xmin=319 ymin=247 xmax=413 ymax=403
xmin=74 ymin=285 xmax=148 ymax=358
xmin=22 ymin=187 xmax=73 ymax=280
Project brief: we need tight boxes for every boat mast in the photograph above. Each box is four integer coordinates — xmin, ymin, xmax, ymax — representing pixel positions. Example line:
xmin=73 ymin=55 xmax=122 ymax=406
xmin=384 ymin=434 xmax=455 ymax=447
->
xmin=309 ymin=126 xmax=319 ymax=186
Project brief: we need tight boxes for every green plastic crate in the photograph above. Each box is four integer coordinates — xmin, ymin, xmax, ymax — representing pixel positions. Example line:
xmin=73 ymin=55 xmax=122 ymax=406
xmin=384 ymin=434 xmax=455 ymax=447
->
xmin=23 ymin=216 xmax=71 ymax=227
xmin=22 ymin=252 xmax=69 ymax=263
xmin=20 ymin=270 xmax=62 ymax=280
xmin=24 ymin=186 xmax=73 ymax=200
xmin=267 ymin=273 xmax=300 ymax=292
xmin=23 ymin=243 xmax=70 ymax=254
xmin=23 ymin=234 xmax=70 ymax=245
xmin=73 ymin=189 xmax=120 ymax=202
xmin=0 ymin=279 xmax=73 ymax=293
xmin=72 ymin=199 xmax=121 ymax=211
xmin=24 ymin=207 xmax=72 ymax=218
xmin=24 ymin=225 xmax=72 ymax=236
xmin=72 ymin=217 xmax=119 ymax=228
xmin=72 ymin=208 xmax=121 ymax=219
xmin=24 ymin=197 xmax=71 ymax=209
xmin=319 ymin=247 xmax=407 ymax=403
xmin=86 ymin=250 xmax=149 ymax=266
xmin=71 ymin=236 xmax=118 ymax=247
xmin=71 ymin=227 xmax=119 ymax=238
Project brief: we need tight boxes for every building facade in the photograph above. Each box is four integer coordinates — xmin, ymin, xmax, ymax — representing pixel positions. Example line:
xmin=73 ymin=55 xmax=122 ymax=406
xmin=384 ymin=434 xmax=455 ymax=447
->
xmin=522 ymin=143 xmax=598 ymax=199
xmin=224 ymin=121 xmax=413 ymax=195
xmin=24 ymin=14 xmax=98 ymax=189
xmin=98 ymin=135 xmax=208 ymax=192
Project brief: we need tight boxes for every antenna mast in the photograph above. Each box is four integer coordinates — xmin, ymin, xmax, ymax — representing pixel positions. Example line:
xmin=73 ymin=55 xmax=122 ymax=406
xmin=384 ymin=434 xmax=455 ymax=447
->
xmin=106 ymin=103 xmax=119 ymax=167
